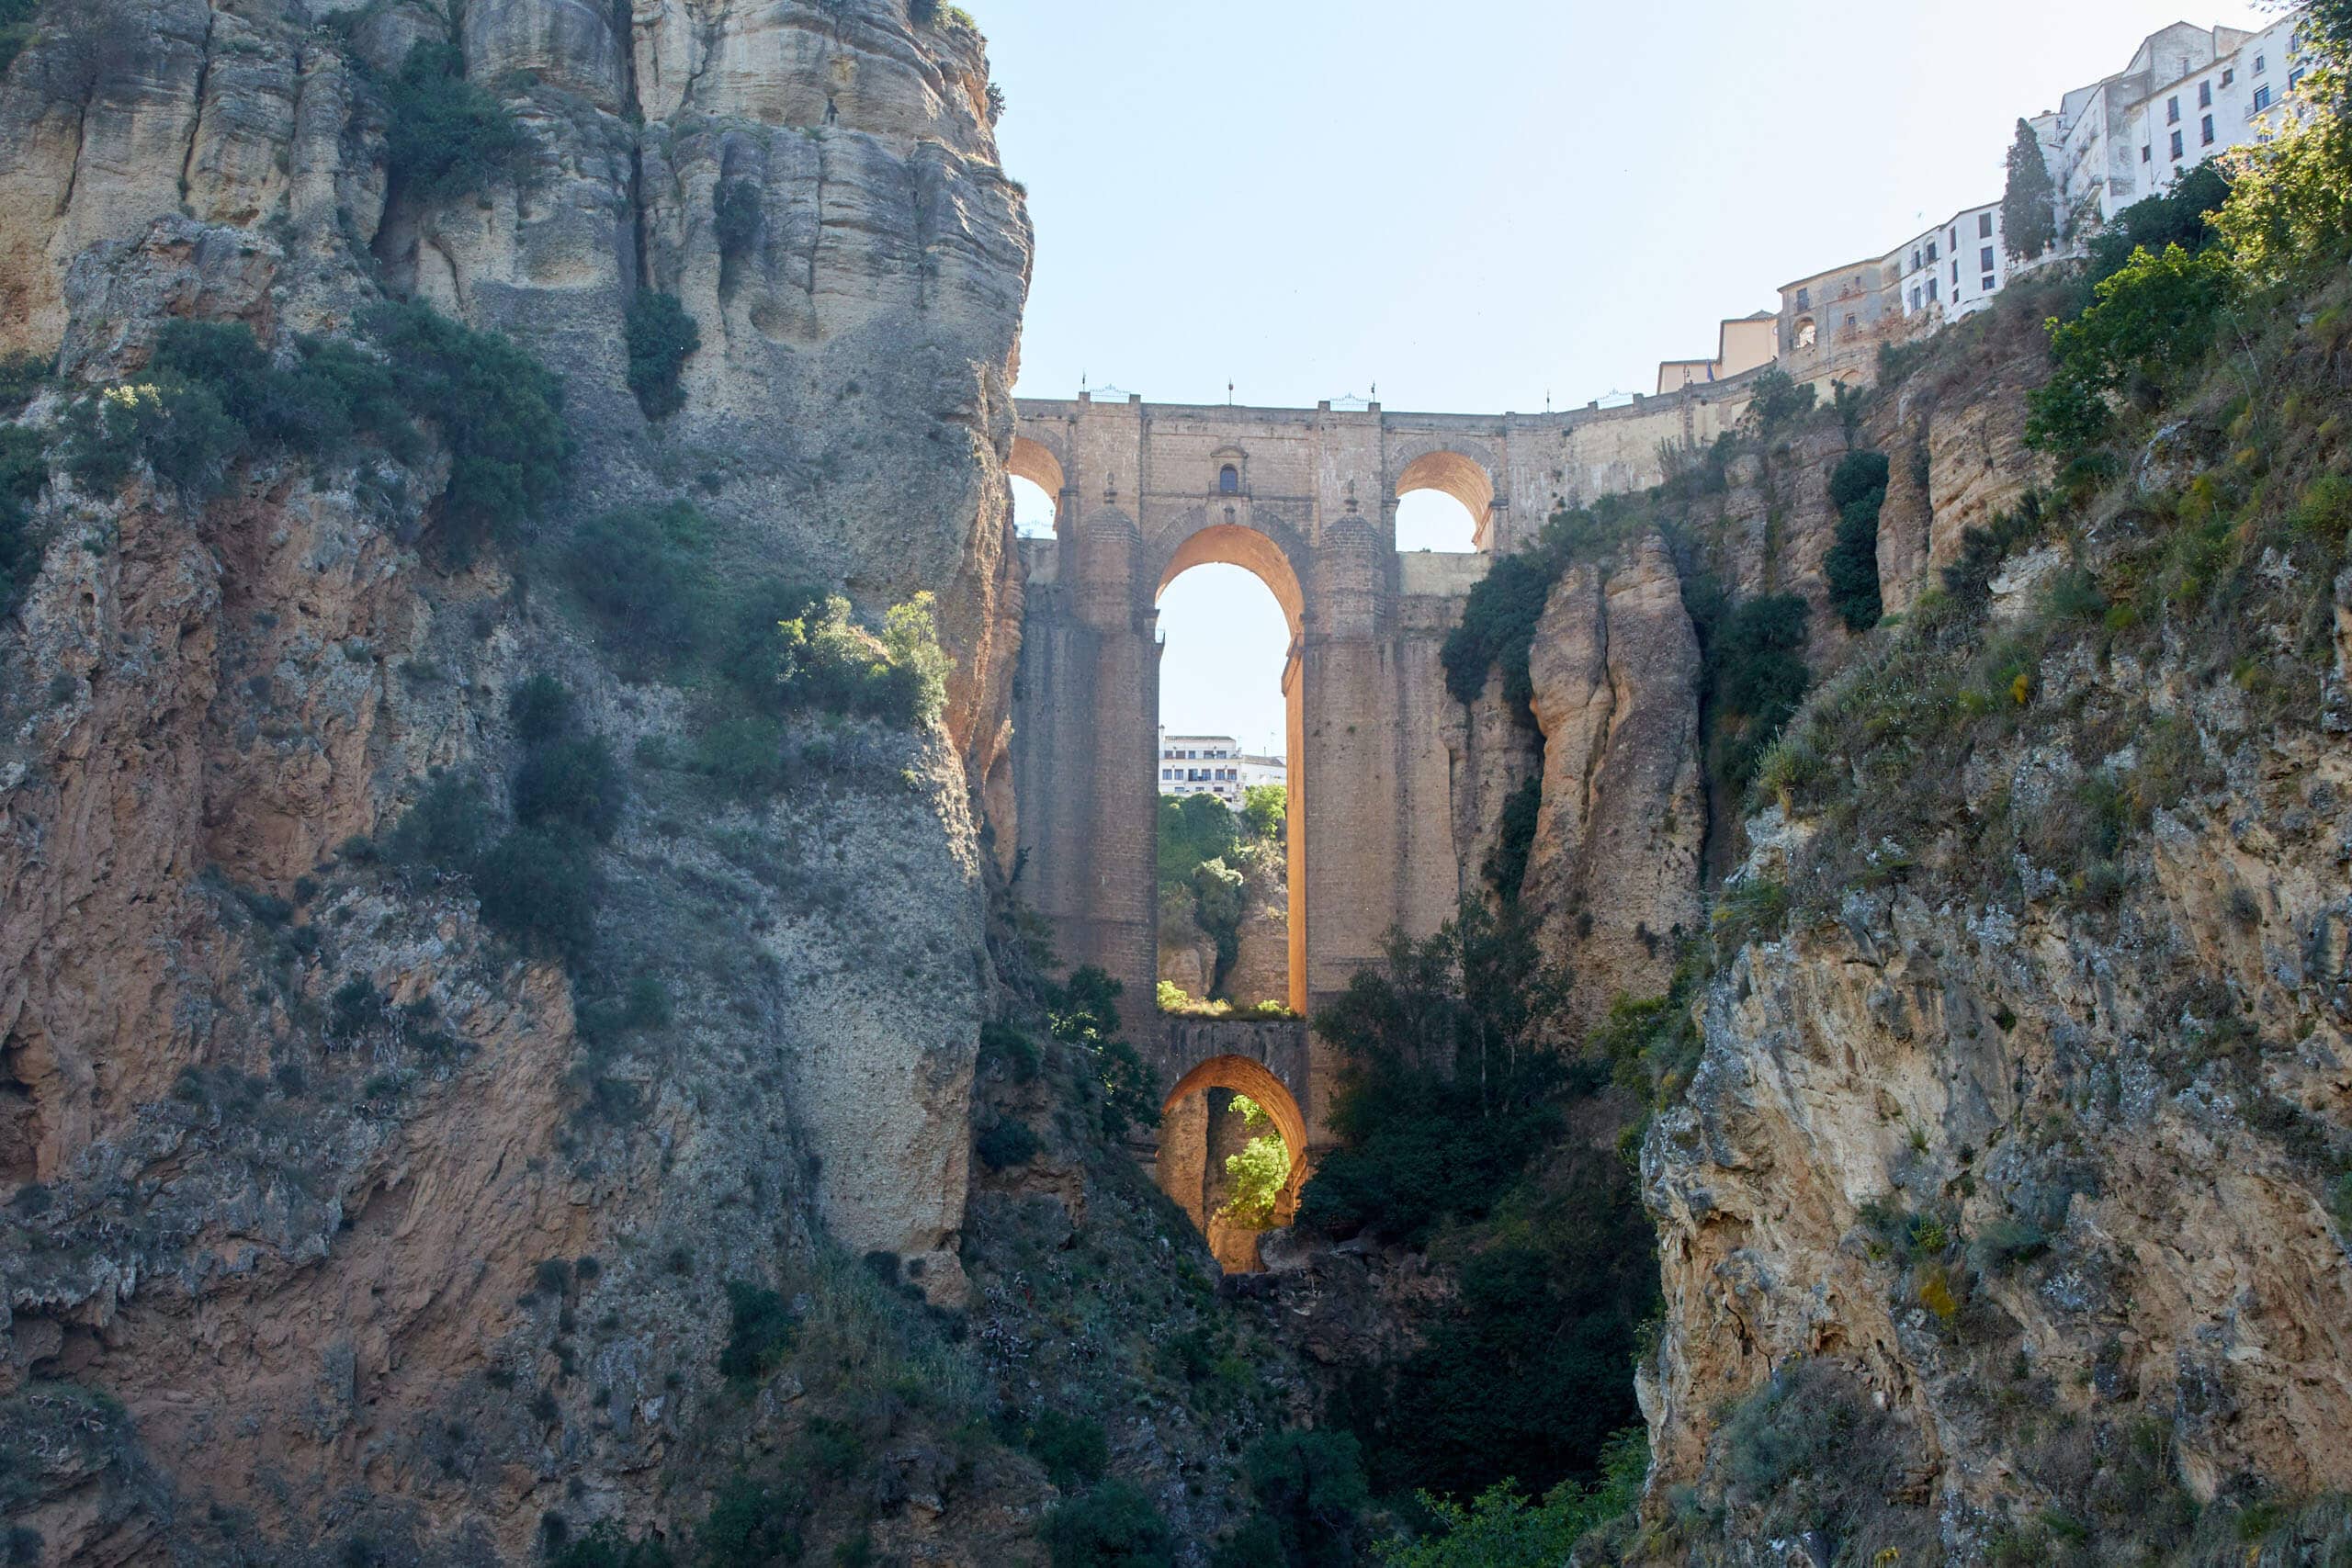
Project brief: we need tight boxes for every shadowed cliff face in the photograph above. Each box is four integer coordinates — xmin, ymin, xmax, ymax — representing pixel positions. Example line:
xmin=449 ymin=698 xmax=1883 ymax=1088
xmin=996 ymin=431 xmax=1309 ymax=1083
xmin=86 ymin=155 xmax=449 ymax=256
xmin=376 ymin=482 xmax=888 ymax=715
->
xmin=0 ymin=0 xmax=1039 ymax=1558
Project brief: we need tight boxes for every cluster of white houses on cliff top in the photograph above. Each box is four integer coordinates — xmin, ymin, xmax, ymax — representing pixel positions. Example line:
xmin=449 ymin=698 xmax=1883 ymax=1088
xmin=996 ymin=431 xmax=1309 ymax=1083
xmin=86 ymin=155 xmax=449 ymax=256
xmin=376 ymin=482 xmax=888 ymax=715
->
xmin=1659 ymin=10 xmax=2312 ymax=401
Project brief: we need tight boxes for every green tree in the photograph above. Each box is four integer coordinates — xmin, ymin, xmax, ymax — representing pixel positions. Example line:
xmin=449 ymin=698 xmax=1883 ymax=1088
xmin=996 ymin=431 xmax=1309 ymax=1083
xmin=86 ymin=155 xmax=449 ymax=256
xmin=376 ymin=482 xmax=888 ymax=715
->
xmin=1824 ymin=450 xmax=1888 ymax=632
xmin=1375 ymin=1430 xmax=1647 ymax=1568
xmin=1240 ymin=782 xmax=1286 ymax=842
xmin=2002 ymin=118 xmax=2058 ymax=262
xmin=1302 ymin=897 xmax=1570 ymax=1244
xmin=1048 ymin=967 xmax=1160 ymax=1138
xmin=1042 ymin=1480 xmax=1173 ymax=1568
xmin=380 ymin=41 xmax=533 ymax=204
xmin=1236 ymin=1429 xmax=1371 ymax=1568
xmin=1218 ymin=1125 xmax=1292 ymax=1230
xmin=623 ymin=291 xmax=699 ymax=421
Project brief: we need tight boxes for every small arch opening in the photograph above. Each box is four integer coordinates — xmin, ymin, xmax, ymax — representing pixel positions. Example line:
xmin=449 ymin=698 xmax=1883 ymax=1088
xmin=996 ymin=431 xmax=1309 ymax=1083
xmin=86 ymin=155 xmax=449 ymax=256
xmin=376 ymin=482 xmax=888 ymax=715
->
xmin=1218 ymin=464 xmax=1240 ymax=495
xmin=1395 ymin=491 xmax=1479 ymax=553
xmin=1010 ymin=434 xmax=1066 ymax=537
xmin=1156 ymin=1056 xmax=1307 ymax=1273
xmin=1395 ymin=450 xmax=1496 ymax=553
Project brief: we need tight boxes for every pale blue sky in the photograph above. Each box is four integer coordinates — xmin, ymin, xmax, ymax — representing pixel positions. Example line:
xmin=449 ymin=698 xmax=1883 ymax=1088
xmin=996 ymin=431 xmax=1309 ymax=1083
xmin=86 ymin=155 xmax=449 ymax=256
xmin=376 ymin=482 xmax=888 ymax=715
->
xmin=989 ymin=0 xmax=2270 ymax=752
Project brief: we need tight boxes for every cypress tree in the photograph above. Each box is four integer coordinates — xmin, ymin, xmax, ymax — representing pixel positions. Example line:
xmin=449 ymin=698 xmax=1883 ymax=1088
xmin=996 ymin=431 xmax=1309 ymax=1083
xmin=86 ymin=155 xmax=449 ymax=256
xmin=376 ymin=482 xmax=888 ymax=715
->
xmin=2003 ymin=118 xmax=2059 ymax=261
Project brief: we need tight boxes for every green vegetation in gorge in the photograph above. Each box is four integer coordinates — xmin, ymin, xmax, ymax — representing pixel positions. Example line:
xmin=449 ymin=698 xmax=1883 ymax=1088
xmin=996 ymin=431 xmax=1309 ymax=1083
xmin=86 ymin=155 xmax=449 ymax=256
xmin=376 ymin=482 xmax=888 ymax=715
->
xmin=1155 ymin=790 xmax=1284 ymax=1004
xmin=1046 ymin=966 xmax=1160 ymax=1138
xmin=1304 ymin=898 xmax=1657 ymax=1508
xmin=379 ymin=40 xmax=534 ymax=204
xmin=387 ymin=674 xmax=618 ymax=965
xmin=1825 ymin=448 xmax=1888 ymax=631
xmin=1216 ymin=1096 xmax=1292 ymax=1229
xmin=624 ymin=290 xmax=701 ymax=421
xmin=58 ymin=307 xmax=570 ymax=566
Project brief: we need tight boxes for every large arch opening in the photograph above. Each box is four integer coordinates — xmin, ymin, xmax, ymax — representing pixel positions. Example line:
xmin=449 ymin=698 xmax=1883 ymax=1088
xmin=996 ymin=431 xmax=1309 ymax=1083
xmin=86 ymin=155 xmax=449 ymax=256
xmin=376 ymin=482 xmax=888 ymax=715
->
xmin=1395 ymin=450 xmax=1496 ymax=553
xmin=1156 ymin=1055 xmax=1308 ymax=1273
xmin=1152 ymin=525 xmax=1306 ymax=1018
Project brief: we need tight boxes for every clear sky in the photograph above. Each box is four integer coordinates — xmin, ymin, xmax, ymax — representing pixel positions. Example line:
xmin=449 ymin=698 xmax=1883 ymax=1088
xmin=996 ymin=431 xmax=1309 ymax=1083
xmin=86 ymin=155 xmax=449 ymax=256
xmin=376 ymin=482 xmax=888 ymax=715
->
xmin=988 ymin=0 xmax=2271 ymax=754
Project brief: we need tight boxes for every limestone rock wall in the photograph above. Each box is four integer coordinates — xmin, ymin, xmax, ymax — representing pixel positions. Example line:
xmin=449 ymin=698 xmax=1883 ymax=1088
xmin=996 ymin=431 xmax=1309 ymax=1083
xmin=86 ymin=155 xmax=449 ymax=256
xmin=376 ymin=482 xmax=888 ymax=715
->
xmin=1521 ymin=538 xmax=1706 ymax=1026
xmin=0 ymin=0 xmax=1034 ymax=1554
xmin=1643 ymin=728 xmax=2352 ymax=1529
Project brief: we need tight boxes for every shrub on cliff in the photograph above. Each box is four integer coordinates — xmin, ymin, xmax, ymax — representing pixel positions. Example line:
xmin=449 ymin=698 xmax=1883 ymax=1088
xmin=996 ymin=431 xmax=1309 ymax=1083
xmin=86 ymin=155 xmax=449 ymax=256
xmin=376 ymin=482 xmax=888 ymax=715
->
xmin=1825 ymin=450 xmax=1888 ymax=632
xmin=776 ymin=592 xmax=952 ymax=728
xmin=0 ymin=422 xmax=47 ymax=620
xmin=380 ymin=41 xmax=533 ymax=204
xmin=1041 ymin=1480 xmax=1173 ymax=1568
xmin=365 ymin=299 xmax=571 ymax=562
xmin=1047 ymin=966 xmax=1159 ymax=1138
xmin=563 ymin=501 xmax=710 ymax=668
xmin=474 ymin=826 xmax=602 ymax=962
xmin=623 ymin=291 xmax=699 ymax=421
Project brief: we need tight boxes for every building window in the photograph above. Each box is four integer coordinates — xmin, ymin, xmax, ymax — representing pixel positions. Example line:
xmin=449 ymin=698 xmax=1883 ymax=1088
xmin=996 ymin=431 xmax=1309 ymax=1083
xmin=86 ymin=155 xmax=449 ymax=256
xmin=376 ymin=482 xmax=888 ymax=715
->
xmin=2199 ymin=80 xmax=2211 ymax=108
xmin=1951 ymin=259 xmax=1959 ymax=288
xmin=1844 ymin=313 xmax=1857 ymax=330
xmin=2290 ymin=66 xmax=2306 ymax=91
xmin=1927 ymin=241 xmax=1938 ymax=263
xmin=2201 ymin=113 xmax=2215 ymax=145
xmin=1980 ymin=245 xmax=1996 ymax=272
xmin=1794 ymin=287 xmax=1810 ymax=310
xmin=1218 ymin=464 xmax=1238 ymax=495
xmin=2256 ymin=52 xmax=2267 ymax=74
xmin=2254 ymin=84 xmax=2273 ymax=110
xmin=2167 ymin=95 xmax=2180 ymax=123
xmin=2142 ymin=143 xmax=2152 ymax=163
xmin=1910 ymin=249 xmax=1922 ymax=271
xmin=1978 ymin=212 xmax=1994 ymax=238
xmin=2222 ymin=66 xmax=2235 ymax=86
xmin=1982 ymin=275 xmax=1996 ymax=293
xmin=1910 ymin=287 xmax=1923 ymax=311
xmin=2171 ymin=129 xmax=2185 ymax=159
xmin=1928 ymin=277 xmax=1939 ymax=302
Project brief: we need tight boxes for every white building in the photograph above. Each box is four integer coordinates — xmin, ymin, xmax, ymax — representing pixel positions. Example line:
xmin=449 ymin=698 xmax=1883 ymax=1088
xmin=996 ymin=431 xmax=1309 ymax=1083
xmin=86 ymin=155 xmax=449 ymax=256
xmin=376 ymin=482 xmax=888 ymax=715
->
xmin=1896 ymin=201 xmax=2009 ymax=327
xmin=2032 ymin=14 xmax=2311 ymax=241
xmin=1159 ymin=730 xmax=1285 ymax=808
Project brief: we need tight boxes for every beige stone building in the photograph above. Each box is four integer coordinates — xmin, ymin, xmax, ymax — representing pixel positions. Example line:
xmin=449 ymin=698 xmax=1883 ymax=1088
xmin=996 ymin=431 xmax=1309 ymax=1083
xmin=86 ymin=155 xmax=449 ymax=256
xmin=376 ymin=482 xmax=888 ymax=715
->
xmin=1656 ymin=311 xmax=1779 ymax=396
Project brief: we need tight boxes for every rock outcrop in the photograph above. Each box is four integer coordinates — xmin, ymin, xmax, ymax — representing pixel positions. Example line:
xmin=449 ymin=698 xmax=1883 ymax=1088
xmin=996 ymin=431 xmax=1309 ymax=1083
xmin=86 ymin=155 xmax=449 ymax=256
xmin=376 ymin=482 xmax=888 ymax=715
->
xmin=1521 ymin=538 xmax=1706 ymax=1025
xmin=0 ymin=0 xmax=1038 ymax=1555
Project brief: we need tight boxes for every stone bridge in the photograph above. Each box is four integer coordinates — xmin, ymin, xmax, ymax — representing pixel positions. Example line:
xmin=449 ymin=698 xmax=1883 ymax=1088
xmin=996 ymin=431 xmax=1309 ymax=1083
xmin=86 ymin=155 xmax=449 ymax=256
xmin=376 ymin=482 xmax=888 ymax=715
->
xmin=1003 ymin=382 xmax=1757 ymax=1165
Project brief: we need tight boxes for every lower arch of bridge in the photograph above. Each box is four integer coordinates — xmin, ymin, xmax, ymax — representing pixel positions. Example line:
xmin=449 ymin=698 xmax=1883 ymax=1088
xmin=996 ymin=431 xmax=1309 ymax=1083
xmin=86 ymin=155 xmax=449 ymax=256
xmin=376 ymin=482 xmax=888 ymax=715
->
xmin=1154 ymin=525 xmax=1308 ymax=1013
xmin=1158 ymin=1056 xmax=1313 ymax=1258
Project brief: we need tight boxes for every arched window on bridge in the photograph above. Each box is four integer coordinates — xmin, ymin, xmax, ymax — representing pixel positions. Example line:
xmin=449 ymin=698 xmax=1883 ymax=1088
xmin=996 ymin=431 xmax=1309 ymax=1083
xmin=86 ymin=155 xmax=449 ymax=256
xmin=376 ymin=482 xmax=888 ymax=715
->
xmin=1218 ymin=463 xmax=1240 ymax=495
xmin=1395 ymin=450 xmax=1494 ymax=554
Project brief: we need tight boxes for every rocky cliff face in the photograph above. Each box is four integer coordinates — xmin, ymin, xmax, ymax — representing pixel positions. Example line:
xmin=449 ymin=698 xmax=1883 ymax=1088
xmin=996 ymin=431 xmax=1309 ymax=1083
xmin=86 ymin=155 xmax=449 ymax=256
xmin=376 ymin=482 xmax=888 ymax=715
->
xmin=1627 ymin=290 xmax=2352 ymax=1555
xmin=0 ymin=0 xmax=1048 ymax=1557
xmin=1521 ymin=538 xmax=1706 ymax=1026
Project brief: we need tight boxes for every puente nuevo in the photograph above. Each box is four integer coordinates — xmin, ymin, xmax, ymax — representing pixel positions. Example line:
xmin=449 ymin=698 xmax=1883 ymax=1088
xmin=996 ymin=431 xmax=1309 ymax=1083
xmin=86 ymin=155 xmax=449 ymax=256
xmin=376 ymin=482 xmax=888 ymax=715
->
xmin=1002 ymin=378 xmax=1758 ymax=1191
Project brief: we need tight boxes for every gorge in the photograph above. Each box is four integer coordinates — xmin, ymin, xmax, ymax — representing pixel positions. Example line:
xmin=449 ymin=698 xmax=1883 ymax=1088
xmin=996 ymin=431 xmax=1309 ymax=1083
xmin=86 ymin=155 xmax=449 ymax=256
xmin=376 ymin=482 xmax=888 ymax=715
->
xmin=0 ymin=1 xmax=2348 ymax=1564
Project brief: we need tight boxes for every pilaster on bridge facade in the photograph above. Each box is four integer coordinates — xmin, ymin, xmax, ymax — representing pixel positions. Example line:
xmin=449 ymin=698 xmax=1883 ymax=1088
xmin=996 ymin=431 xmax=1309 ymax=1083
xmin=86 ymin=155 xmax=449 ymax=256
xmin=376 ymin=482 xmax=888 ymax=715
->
xmin=1003 ymin=377 xmax=1758 ymax=1151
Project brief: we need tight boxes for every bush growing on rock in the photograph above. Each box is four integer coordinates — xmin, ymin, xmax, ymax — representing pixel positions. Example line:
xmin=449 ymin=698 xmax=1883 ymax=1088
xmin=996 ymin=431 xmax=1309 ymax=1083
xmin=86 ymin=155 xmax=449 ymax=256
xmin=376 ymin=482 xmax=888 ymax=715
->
xmin=474 ymin=826 xmax=603 ymax=962
xmin=1825 ymin=450 xmax=1888 ymax=632
xmin=1020 ymin=1408 xmax=1109 ymax=1489
xmin=718 ymin=1280 xmax=797 ymax=1382
xmin=1041 ymin=1480 xmax=1173 ymax=1568
xmin=623 ymin=290 xmax=699 ymax=421
xmin=976 ymin=1118 xmax=1040 ymax=1170
xmin=379 ymin=41 xmax=533 ymax=204
xmin=365 ymin=299 xmax=570 ymax=561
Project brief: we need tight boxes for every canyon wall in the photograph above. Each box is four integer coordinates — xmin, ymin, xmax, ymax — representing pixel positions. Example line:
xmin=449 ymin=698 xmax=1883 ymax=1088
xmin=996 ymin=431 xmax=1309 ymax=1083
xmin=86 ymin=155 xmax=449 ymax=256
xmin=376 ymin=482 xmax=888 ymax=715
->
xmin=0 ymin=0 xmax=1040 ymax=1557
